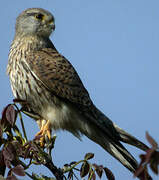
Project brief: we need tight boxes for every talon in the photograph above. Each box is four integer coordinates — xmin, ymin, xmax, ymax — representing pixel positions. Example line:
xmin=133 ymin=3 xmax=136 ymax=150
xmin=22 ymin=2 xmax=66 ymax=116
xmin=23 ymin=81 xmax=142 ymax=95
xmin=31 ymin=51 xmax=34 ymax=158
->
xmin=35 ymin=120 xmax=52 ymax=146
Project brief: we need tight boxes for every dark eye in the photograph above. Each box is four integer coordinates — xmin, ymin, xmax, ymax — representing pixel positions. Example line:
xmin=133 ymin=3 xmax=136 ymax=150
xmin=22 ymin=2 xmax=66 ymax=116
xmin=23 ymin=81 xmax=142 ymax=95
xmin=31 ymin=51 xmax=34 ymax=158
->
xmin=35 ymin=13 xmax=44 ymax=20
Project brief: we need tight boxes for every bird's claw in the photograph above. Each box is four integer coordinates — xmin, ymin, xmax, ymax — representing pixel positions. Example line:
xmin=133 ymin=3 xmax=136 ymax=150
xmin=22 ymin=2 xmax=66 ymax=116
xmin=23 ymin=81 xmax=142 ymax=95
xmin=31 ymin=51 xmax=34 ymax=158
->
xmin=35 ymin=120 xmax=52 ymax=147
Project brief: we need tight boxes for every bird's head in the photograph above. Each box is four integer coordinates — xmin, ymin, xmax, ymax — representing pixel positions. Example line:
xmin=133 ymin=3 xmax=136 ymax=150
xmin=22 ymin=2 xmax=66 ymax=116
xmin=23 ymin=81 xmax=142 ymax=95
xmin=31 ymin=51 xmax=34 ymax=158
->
xmin=15 ymin=8 xmax=55 ymax=38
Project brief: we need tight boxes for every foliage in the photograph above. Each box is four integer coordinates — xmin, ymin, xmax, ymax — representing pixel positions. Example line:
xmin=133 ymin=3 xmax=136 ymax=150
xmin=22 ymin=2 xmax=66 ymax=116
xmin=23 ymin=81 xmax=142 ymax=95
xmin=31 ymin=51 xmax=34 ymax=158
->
xmin=134 ymin=132 xmax=159 ymax=180
xmin=0 ymin=102 xmax=158 ymax=180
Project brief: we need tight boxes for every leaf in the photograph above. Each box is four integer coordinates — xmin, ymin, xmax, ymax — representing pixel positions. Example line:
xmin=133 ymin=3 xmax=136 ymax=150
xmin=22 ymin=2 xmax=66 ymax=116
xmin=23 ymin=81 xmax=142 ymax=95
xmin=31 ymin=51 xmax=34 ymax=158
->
xmin=3 ymin=146 xmax=14 ymax=161
xmin=0 ymin=150 xmax=6 ymax=175
xmin=103 ymin=167 xmax=115 ymax=180
xmin=6 ymin=105 xmax=16 ymax=126
xmin=84 ymin=153 xmax=94 ymax=160
xmin=146 ymin=132 xmax=158 ymax=148
xmin=80 ymin=161 xmax=90 ymax=178
xmin=12 ymin=165 xmax=25 ymax=176
xmin=136 ymin=168 xmax=152 ymax=180
xmin=2 ymin=104 xmax=16 ymax=127
xmin=150 ymin=160 xmax=158 ymax=175
xmin=4 ymin=160 xmax=11 ymax=169
xmin=134 ymin=151 xmax=152 ymax=179
xmin=23 ymin=141 xmax=39 ymax=159
xmin=2 ymin=143 xmax=20 ymax=169
xmin=134 ymin=154 xmax=146 ymax=178
xmin=134 ymin=141 xmax=159 ymax=178
xmin=12 ymin=140 xmax=23 ymax=156
xmin=93 ymin=164 xmax=103 ymax=178
xmin=149 ymin=151 xmax=159 ymax=174
xmin=1 ymin=104 xmax=11 ymax=125
xmin=6 ymin=174 xmax=18 ymax=180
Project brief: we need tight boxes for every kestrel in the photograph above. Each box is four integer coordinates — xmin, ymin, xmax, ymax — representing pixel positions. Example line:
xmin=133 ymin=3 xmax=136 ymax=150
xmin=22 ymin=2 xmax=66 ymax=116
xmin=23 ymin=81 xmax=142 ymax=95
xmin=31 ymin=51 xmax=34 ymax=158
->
xmin=7 ymin=8 xmax=149 ymax=174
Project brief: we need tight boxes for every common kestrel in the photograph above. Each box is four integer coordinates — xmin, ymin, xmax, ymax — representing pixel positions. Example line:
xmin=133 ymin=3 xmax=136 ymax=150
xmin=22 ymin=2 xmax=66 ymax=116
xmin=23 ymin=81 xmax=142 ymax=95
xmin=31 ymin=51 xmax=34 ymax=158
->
xmin=7 ymin=8 xmax=149 ymax=174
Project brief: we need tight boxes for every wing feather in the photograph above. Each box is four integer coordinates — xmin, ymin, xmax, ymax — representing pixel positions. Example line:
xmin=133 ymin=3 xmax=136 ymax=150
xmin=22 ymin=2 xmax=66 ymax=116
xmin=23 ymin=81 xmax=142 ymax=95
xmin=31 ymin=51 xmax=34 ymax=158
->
xmin=26 ymin=48 xmax=92 ymax=107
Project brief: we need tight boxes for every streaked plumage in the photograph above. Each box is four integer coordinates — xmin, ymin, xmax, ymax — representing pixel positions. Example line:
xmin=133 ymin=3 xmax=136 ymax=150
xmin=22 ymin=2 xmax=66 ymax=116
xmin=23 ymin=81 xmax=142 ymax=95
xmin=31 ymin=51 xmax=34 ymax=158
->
xmin=7 ymin=8 xmax=150 ymax=176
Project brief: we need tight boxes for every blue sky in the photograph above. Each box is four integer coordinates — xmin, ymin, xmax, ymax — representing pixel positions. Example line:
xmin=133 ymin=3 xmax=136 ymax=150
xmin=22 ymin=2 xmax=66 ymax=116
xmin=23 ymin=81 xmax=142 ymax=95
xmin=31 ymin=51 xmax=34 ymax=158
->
xmin=0 ymin=0 xmax=159 ymax=179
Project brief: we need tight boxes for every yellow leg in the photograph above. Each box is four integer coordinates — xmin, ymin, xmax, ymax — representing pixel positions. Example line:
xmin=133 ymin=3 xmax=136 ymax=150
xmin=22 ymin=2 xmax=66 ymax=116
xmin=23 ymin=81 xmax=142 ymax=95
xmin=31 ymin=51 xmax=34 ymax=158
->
xmin=35 ymin=120 xmax=52 ymax=146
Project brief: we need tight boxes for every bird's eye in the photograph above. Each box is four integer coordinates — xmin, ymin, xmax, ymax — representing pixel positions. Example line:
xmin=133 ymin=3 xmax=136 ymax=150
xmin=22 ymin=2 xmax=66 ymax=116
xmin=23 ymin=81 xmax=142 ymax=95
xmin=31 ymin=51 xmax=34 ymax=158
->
xmin=35 ymin=13 xmax=44 ymax=20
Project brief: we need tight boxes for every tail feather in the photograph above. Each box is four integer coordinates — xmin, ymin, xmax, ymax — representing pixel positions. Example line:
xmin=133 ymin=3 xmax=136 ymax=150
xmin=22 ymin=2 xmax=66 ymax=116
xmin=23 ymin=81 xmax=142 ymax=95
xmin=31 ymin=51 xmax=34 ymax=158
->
xmin=84 ymin=122 xmax=138 ymax=172
xmin=113 ymin=123 xmax=149 ymax=151
xmin=82 ymin=105 xmax=149 ymax=174
xmin=105 ymin=139 xmax=137 ymax=172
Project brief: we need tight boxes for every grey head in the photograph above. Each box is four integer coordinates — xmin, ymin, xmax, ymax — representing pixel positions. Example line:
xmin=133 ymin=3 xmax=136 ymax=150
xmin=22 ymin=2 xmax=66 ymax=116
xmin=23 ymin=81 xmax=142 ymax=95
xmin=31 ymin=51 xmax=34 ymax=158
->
xmin=15 ymin=8 xmax=55 ymax=38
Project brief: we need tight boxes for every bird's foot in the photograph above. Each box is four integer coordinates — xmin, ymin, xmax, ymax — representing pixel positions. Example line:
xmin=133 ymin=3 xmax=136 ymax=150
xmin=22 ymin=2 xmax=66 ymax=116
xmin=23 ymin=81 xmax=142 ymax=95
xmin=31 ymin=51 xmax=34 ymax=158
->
xmin=35 ymin=120 xmax=52 ymax=147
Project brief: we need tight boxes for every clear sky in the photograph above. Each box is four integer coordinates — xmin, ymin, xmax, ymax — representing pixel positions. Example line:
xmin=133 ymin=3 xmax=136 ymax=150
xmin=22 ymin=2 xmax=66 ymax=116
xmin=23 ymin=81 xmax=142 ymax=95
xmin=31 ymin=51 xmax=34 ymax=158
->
xmin=0 ymin=0 xmax=159 ymax=179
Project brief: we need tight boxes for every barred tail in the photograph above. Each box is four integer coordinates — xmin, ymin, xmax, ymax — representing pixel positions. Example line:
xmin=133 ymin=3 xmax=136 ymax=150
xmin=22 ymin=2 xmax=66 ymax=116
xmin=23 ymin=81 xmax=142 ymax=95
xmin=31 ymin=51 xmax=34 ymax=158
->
xmin=83 ymin=121 xmax=138 ymax=172
xmin=82 ymin=106 xmax=149 ymax=173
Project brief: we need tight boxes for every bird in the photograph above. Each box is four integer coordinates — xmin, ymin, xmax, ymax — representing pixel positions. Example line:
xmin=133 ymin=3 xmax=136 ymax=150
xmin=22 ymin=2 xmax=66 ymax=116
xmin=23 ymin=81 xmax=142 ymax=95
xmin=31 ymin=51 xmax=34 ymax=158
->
xmin=7 ymin=8 xmax=150 ymax=176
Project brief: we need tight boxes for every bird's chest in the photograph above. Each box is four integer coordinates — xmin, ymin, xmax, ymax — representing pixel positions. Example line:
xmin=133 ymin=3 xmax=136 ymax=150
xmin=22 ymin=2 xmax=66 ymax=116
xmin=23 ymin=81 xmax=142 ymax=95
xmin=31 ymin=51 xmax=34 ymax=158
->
xmin=7 ymin=58 xmax=83 ymax=133
xmin=7 ymin=56 xmax=54 ymax=114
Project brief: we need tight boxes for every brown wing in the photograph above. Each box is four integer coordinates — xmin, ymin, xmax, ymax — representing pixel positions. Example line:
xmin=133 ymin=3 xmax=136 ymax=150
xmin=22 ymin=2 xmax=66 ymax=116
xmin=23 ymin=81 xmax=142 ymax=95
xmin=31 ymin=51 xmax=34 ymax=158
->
xmin=26 ymin=48 xmax=92 ymax=107
xmin=26 ymin=48 xmax=120 ymax=138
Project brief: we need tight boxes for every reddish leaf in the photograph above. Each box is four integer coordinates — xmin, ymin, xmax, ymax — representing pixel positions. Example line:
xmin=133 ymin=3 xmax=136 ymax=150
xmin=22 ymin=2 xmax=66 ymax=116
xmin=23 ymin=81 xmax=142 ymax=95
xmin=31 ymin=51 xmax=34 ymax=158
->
xmin=1 ymin=104 xmax=11 ymax=124
xmin=0 ymin=153 xmax=6 ymax=176
xmin=23 ymin=141 xmax=39 ymax=159
xmin=2 ymin=143 xmax=19 ymax=169
xmin=134 ymin=154 xmax=146 ymax=178
xmin=80 ymin=162 xmax=90 ymax=178
xmin=150 ymin=161 xmax=158 ymax=175
xmin=6 ymin=105 xmax=16 ymax=126
xmin=6 ymin=174 xmax=18 ymax=180
xmin=84 ymin=153 xmax=94 ymax=160
xmin=12 ymin=141 xmax=23 ymax=156
xmin=149 ymin=151 xmax=159 ymax=174
xmin=93 ymin=164 xmax=103 ymax=178
xmin=0 ymin=150 xmax=6 ymax=171
xmin=146 ymin=132 xmax=158 ymax=148
xmin=142 ymin=147 xmax=159 ymax=176
xmin=4 ymin=160 xmax=11 ymax=169
xmin=2 ymin=104 xmax=16 ymax=127
xmin=12 ymin=165 xmax=25 ymax=176
xmin=137 ymin=168 xmax=152 ymax=180
xmin=134 ymin=153 xmax=152 ymax=179
xmin=104 ymin=167 xmax=115 ymax=180
xmin=137 ymin=147 xmax=158 ymax=176
xmin=3 ymin=146 xmax=14 ymax=162
xmin=146 ymin=148 xmax=156 ymax=162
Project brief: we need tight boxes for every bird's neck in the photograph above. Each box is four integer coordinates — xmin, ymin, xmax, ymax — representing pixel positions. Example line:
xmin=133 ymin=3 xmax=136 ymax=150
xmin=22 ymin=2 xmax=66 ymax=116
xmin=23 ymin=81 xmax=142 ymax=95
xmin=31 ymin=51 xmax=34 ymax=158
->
xmin=7 ymin=35 xmax=56 ymax=75
xmin=12 ymin=35 xmax=54 ymax=52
